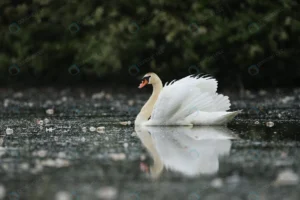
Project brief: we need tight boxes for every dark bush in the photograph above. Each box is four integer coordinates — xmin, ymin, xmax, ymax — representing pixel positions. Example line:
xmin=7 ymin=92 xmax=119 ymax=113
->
xmin=0 ymin=0 xmax=299 ymax=88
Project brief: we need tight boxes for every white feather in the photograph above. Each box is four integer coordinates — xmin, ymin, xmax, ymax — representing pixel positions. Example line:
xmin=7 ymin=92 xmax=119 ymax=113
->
xmin=147 ymin=75 xmax=240 ymax=126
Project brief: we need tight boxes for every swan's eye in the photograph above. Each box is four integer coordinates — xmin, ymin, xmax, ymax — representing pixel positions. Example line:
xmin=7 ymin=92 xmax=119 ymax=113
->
xmin=143 ymin=76 xmax=151 ymax=82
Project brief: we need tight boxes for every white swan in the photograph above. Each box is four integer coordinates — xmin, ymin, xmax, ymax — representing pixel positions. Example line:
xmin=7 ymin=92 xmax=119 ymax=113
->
xmin=135 ymin=126 xmax=237 ymax=178
xmin=135 ymin=72 xmax=241 ymax=126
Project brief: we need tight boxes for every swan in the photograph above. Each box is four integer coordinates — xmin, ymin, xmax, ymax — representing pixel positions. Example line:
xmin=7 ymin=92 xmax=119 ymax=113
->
xmin=135 ymin=72 xmax=241 ymax=126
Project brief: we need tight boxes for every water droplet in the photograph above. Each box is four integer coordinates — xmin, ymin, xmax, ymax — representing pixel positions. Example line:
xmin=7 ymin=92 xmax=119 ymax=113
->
xmin=6 ymin=128 xmax=13 ymax=135
xmin=55 ymin=191 xmax=72 ymax=200
xmin=46 ymin=109 xmax=54 ymax=115
xmin=266 ymin=121 xmax=274 ymax=127
xmin=96 ymin=127 xmax=105 ymax=133
xmin=46 ymin=127 xmax=55 ymax=132
xmin=89 ymin=127 xmax=96 ymax=132
xmin=37 ymin=150 xmax=47 ymax=157
xmin=131 ymin=132 xmax=137 ymax=137
xmin=95 ymin=187 xmax=118 ymax=199
xmin=275 ymin=169 xmax=299 ymax=185
xmin=211 ymin=178 xmax=223 ymax=188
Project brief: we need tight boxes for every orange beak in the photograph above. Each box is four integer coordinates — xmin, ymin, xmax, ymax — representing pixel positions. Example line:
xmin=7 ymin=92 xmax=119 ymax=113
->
xmin=138 ymin=79 xmax=148 ymax=89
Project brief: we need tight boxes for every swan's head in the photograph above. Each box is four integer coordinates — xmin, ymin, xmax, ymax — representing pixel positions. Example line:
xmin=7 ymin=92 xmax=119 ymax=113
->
xmin=138 ymin=72 xmax=159 ymax=88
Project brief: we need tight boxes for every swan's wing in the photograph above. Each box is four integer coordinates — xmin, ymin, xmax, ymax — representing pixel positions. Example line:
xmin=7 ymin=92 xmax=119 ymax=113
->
xmin=150 ymin=75 xmax=230 ymax=123
xmin=172 ymin=74 xmax=218 ymax=94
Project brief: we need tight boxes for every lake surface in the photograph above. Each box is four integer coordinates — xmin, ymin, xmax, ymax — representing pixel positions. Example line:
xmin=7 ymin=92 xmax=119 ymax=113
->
xmin=0 ymin=88 xmax=299 ymax=200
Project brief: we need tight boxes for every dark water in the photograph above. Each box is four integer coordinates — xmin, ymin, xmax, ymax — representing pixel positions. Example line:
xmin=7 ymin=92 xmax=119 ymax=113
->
xmin=0 ymin=88 xmax=300 ymax=200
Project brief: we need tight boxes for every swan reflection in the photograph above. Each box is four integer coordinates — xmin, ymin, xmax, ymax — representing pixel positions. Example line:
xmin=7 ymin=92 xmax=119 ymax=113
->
xmin=135 ymin=126 xmax=238 ymax=178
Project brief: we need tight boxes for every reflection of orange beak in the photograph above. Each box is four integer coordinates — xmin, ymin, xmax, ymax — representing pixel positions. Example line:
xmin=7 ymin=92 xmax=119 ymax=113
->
xmin=138 ymin=80 xmax=148 ymax=89
xmin=140 ymin=162 xmax=149 ymax=172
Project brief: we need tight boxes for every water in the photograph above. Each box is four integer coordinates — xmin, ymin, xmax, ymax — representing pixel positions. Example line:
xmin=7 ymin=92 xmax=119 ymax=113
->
xmin=0 ymin=88 xmax=300 ymax=200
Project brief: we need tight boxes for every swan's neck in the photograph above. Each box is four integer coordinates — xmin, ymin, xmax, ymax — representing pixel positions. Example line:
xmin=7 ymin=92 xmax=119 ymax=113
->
xmin=135 ymin=81 xmax=163 ymax=125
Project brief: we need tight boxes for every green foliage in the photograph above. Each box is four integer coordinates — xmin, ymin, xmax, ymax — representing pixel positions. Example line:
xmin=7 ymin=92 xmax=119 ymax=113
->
xmin=0 ymin=0 xmax=299 ymax=87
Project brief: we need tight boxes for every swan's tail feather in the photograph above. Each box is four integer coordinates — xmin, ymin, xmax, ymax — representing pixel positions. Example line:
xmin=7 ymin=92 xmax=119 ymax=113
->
xmin=220 ymin=110 xmax=242 ymax=124
xmin=185 ymin=110 xmax=242 ymax=126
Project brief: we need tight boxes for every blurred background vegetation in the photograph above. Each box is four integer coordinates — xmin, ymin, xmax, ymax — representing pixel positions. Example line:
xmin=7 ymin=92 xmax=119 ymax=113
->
xmin=0 ymin=0 xmax=299 ymax=89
